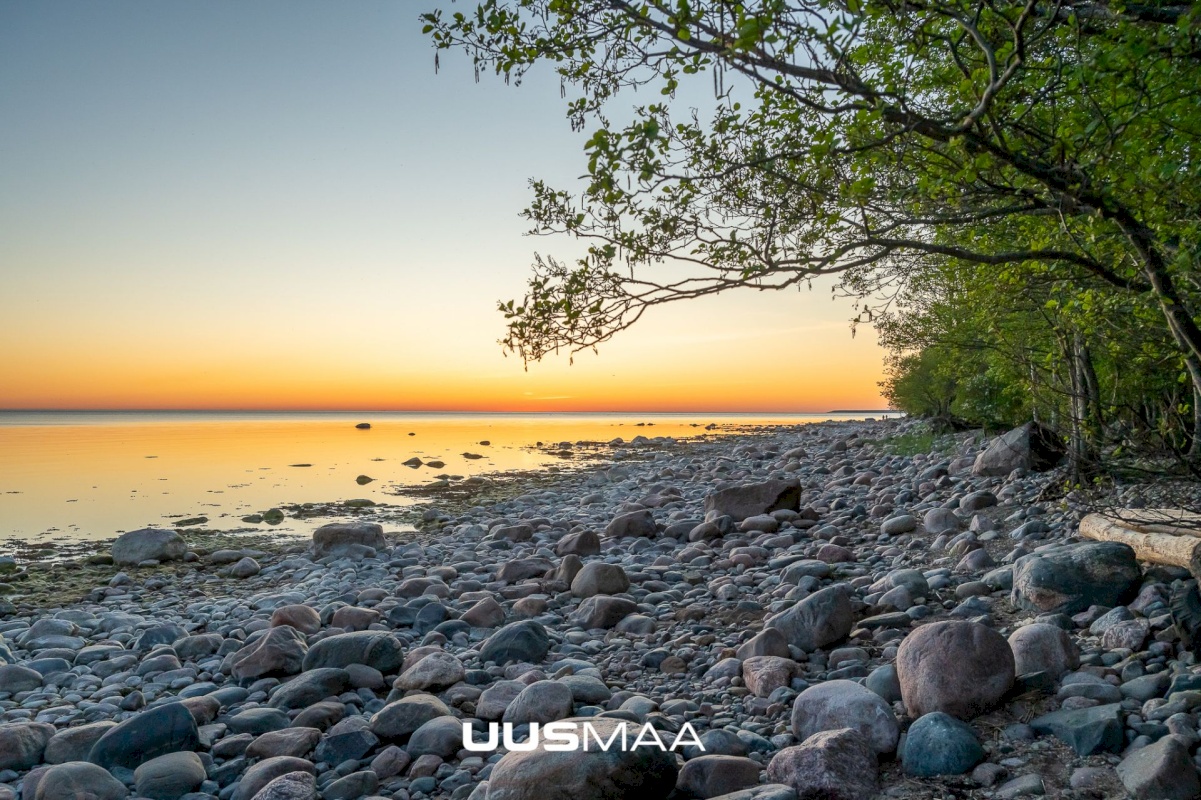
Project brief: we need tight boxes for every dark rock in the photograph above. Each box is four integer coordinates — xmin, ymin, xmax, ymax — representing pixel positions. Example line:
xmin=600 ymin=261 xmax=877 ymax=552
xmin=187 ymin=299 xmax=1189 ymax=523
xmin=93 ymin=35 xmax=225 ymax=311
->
xmin=604 ymin=510 xmax=657 ymax=538
xmin=764 ymin=585 xmax=853 ymax=652
xmin=267 ymin=668 xmax=350 ymax=710
xmin=1011 ymin=542 xmax=1141 ymax=615
xmin=704 ymin=480 xmax=801 ymax=522
xmin=1029 ymin=703 xmax=1124 ymax=756
xmin=300 ymin=630 xmax=403 ymax=673
xmin=111 ymin=528 xmax=187 ymax=566
xmin=900 ymin=712 xmax=985 ymax=776
xmin=133 ymin=751 xmax=206 ymax=800
xmin=972 ymin=422 xmax=1065 ymax=476
xmin=480 ymin=621 xmax=550 ymax=665
xmin=89 ymin=702 xmax=200 ymax=770
xmin=310 ymin=521 xmax=386 ymax=560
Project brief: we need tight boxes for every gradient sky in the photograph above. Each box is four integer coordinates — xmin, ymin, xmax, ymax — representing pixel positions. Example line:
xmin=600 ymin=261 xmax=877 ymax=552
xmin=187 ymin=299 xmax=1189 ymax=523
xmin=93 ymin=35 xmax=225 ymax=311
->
xmin=0 ymin=1 xmax=888 ymax=412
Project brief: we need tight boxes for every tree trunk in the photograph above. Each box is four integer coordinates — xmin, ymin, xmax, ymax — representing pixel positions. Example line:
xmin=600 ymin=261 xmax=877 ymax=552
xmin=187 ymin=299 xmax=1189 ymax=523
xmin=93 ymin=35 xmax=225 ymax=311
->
xmin=1188 ymin=355 xmax=1201 ymax=462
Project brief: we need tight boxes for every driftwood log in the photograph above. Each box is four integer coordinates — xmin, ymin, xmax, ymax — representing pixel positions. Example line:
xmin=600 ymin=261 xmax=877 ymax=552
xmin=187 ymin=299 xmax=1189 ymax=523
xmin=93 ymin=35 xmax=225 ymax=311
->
xmin=1078 ymin=510 xmax=1201 ymax=576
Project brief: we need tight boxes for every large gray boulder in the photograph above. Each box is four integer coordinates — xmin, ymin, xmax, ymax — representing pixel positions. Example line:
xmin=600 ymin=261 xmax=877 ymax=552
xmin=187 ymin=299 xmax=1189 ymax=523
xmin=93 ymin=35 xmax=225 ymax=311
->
xmin=765 ymin=585 xmax=853 ymax=652
xmin=480 ymin=621 xmax=550 ymax=665
xmin=896 ymin=620 xmax=1014 ymax=720
xmin=1011 ymin=542 xmax=1141 ymax=615
xmin=972 ymin=422 xmax=1065 ymax=476
xmin=703 ymin=479 xmax=801 ymax=522
xmin=228 ymin=626 xmax=308 ymax=681
xmin=33 ymin=762 xmax=129 ymax=800
xmin=300 ymin=630 xmax=403 ymax=673
xmin=1115 ymin=732 xmax=1200 ymax=799
xmin=134 ymin=751 xmax=207 ymax=800
xmin=766 ymin=728 xmax=878 ymax=800
xmin=310 ymin=522 xmax=386 ymax=560
xmin=0 ymin=721 xmax=55 ymax=770
xmin=111 ymin=528 xmax=187 ymax=566
xmin=791 ymin=680 xmax=899 ymax=755
xmin=88 ymin=702 xmax=200 ymax=770
xmin=570 ymin=562 xmax=630 ymax=598
xmin=485 ymin=717 xmax=678 ymax=800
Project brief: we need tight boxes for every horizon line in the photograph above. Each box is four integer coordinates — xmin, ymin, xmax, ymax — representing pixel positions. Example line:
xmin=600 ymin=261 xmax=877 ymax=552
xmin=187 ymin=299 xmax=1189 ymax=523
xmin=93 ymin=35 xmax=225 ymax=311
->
xmin=0 ymin=407 xmax=899 ymax=415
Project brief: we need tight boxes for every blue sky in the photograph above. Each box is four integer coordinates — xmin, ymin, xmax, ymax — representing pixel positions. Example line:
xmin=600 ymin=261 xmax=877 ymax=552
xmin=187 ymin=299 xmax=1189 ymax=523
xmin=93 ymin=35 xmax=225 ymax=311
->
xmin=0 ymin=1 xmax=888 ymax=411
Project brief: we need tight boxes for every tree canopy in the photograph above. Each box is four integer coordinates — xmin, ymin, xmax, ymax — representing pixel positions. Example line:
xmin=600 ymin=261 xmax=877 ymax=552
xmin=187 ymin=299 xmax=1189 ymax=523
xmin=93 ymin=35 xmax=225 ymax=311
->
xmin=424 ymin=0 xmax=1201 ymax=467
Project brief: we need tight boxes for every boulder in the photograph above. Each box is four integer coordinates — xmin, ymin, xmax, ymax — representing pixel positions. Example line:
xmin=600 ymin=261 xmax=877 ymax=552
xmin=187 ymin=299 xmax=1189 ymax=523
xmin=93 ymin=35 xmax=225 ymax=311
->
xmin=485 ymin=717 xmax=678 ymax=800
xmin=33 ymin=762 xmax=129 ymax=800
xmin=0 ymin=721 xmax=55 ymax=770
xmin=972 ymin=422 xmax=1065 ymax=476
xmin=246 ymin=772 xmax=316 ymax=800
xmin=742 ymin=656 xmax=797 ymax=698
xmin=371 ymin=694 xmax=451 ymax=740
xmin=765 ymin=585 xmax=854 ymax=652
xmin=111 ymin=528 xmax=187 ymax=566
xmin=766 ymin=728 xmax=878 ymax=800
xmin=228 ymin=626 xmax=308 ymax=681
xmin=1029 ymin=703 xmax=1125 ymax=756
xmin=571 ymin=562 xmax=630 ymax=598
xmin=231 ymin=758 xmax=316 ymax=800
xmin=310 ymin=521 xmax=386 ymax=560
xmin=503 ymin=680 xmax=575 ymax=725
xmin=133 ymin=751 xmax=207 ymax=800
xmin=735 ymin=628 xmax=791 ymax=660
xmin=675 ymin=755 xmax=762 ymax=799
xmin=1011 ymin=542 xmax=1141 ymax=614
xmin=270 ymin=605 xmax=321 ymax=634
xmin=1115 ymin=734 xmax=1200 ymax=800
xmin=393 ymin=651 xmax=465 ymax=692
xmin=461 ymin=596 xmax=506 ymax=628
xmin=406 ymin=716 xmax=465 ymax=759
xmin=604 ymin=510 xmax=657 ymax=538
xmin=88 ymin=702 xmax=199 ymax=770
xmin=0 ymin=664 xmax=43 ymax=693
xmin=300 ymin=630 xmax=404 ymax=673
xmin=1008 ymin=623 xmax=1080 ymax=679
xmin=790 ymin=680 xmax=899 ymax=755
xmin=44 ymin=722 xmax=117 ymax=764
xmin=703 ymin=479 xmax=801 ymax=522
xmin=571 ymin=596 xmax=638 ymax=629
xmin=896 ymin=620 xmax=1014 ymax=719
xmin=245 ymin=728 xmax=322 ymax=760
xmin=556 ymin=530 xmax=601 ymax=557
xmin=267 ymin=668 xmax=350 ymax=710
xmin=480 ymin=621 xmax=550 ymax=665
xmin=900 ymin=712 xmax=985 ymax=776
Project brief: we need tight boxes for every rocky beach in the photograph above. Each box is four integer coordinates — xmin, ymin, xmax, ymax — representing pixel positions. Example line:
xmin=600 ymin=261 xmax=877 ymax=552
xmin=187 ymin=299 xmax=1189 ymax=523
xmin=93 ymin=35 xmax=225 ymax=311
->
xmin=0 ymin=416 xmax=1196 ymax=800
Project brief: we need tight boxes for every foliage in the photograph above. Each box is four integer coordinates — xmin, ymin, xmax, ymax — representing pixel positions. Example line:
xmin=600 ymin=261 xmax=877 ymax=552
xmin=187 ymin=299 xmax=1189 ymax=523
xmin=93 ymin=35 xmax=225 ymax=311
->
xmin=423 ymin=0 xmax=1201 ymax=467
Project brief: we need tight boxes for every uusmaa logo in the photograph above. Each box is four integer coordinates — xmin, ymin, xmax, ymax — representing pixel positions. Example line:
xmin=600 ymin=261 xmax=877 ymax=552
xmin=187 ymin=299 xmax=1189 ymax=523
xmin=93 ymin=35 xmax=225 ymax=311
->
xmin=463 ymin=721 xmax=705 ymax=752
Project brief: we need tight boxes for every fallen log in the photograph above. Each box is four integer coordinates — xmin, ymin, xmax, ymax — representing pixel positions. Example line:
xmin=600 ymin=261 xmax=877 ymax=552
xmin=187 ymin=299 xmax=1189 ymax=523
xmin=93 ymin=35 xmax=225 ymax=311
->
xmin=1079 ymin=510 xmax=1201 ymax=575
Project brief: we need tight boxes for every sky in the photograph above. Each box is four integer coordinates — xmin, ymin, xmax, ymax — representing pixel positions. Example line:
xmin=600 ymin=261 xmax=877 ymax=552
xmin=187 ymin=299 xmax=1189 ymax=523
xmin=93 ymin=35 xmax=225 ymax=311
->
xmin=0 ymin=1 xmax=889 ymax=413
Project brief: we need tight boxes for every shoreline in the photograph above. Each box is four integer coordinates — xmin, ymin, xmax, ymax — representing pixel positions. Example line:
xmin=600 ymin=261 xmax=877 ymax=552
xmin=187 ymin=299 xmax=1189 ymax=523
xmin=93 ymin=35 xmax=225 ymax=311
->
xmin=0 ymin=415 xmax=1191 ymax=800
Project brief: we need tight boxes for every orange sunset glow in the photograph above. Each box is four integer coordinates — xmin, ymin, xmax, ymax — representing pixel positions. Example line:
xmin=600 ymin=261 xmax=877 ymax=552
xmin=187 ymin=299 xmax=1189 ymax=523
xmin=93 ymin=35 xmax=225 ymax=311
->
xmin=0 ymin=3 xmax=888 ymax=413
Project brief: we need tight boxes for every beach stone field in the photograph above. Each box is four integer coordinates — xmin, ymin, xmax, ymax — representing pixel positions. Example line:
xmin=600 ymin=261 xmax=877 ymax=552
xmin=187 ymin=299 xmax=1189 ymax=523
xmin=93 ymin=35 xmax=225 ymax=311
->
xmin=0 ymin=418 xmax=1197 ymax=800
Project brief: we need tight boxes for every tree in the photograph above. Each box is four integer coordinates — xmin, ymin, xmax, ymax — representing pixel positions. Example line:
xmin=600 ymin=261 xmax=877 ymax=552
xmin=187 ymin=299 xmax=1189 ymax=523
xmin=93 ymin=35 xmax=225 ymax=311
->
xmin=423 ymin=0 xmax=1201 ymax=398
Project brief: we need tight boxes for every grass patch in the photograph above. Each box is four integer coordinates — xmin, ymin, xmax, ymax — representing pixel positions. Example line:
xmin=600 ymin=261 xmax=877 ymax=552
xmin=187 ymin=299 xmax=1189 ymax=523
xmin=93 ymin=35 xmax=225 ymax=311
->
xmin=865 ymin=429 xmax=954 ymax=457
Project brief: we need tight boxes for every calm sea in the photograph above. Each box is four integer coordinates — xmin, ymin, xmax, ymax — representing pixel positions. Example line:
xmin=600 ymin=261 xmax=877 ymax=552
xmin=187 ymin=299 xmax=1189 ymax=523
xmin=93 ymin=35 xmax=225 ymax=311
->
xmin=0 ymin=411 xmax=895 ymax=544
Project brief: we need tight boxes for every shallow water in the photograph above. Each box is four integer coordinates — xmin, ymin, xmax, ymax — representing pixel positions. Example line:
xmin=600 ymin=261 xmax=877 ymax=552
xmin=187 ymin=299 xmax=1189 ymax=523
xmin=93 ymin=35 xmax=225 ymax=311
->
xmin=0 ymin=410 xmax=895 ymax=544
